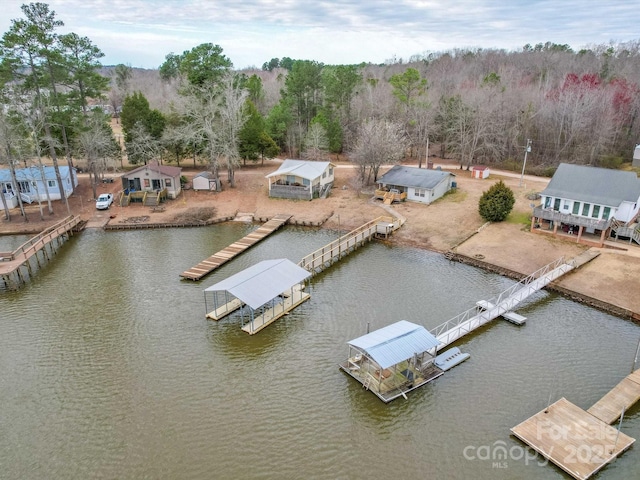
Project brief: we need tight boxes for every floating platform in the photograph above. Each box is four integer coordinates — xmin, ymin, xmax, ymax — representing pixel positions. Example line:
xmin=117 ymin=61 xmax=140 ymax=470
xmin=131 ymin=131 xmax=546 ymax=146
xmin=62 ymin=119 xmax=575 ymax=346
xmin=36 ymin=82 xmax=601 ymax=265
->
xmin=434 ymin=347 xmax=470 ymax=371
xmin=511 ymin=397 xmax=635 ymax=480
xmin=476 ymin=300 xmax=526 ymax=325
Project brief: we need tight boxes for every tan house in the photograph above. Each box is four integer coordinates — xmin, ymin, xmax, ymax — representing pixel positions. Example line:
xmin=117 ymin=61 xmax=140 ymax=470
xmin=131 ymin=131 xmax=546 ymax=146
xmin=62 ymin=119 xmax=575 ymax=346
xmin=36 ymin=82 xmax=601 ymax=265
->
xmin=121 ymin=162 xmax=182 ymax=199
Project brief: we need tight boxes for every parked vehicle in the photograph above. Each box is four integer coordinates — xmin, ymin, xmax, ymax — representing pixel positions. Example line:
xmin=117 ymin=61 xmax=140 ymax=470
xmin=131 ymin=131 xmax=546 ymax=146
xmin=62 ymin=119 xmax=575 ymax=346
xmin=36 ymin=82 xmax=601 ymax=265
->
xmin=95 ymin=193 xmax=113 ymax=210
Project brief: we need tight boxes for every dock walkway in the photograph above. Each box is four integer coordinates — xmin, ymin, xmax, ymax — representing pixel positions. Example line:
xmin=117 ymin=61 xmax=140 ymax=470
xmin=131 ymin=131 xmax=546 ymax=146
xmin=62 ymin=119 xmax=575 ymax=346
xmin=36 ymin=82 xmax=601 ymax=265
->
xmin=587 ymin=368 xmax=640 ymax=424
xmin=0 ymin=215 xmax=84 ymax=289
xmin=431 ymin=256 xmax=577 ymax=348
xmin=181 ymin=214 xmax=291 ymax=281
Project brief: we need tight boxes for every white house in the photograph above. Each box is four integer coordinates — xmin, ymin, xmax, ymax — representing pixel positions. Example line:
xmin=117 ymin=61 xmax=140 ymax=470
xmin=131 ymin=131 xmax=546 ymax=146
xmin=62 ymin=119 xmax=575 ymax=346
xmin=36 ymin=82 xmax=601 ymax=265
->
xmin=532 ymin=163 xmax=640 ymax=245
xmin=192 ymin=171 xmax=220 ymax=191
xmin=1 ymin=165 xmax=78 ymax=208
xmin=265 ymin=159 xmax=335 ymax=200
xmin=376 ymin=165 xmax=456 ymax=205
xmin=121 ymin=162 xmax=182 ymax=199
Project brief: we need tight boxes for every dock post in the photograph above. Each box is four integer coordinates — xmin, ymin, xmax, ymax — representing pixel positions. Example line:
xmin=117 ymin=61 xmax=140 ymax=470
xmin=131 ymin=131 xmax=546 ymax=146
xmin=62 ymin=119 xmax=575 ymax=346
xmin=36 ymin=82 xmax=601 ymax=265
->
xmin=632 ymin=337 xmax=640 ymax=373
xmin=611 ymin=407 xmax=625 ymax=454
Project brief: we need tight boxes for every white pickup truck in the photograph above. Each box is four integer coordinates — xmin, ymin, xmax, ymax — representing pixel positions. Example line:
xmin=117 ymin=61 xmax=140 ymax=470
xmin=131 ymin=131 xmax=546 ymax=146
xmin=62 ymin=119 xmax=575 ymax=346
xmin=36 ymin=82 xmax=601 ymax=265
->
xmin=95 ymin=193 xmax=114 ymax=210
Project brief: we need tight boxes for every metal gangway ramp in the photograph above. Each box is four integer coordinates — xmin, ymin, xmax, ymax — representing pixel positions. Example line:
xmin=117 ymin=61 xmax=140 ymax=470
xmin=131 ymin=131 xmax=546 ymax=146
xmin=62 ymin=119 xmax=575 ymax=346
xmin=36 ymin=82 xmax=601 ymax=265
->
xmin=430 ymin=257 xmax=576 ymax=349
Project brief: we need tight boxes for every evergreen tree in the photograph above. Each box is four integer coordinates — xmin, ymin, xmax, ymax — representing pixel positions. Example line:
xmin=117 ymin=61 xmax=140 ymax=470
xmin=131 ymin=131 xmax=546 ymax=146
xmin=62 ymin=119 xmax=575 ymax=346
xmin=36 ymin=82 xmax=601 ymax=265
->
xmin=478 ymin=180 xmax=515 ymax=222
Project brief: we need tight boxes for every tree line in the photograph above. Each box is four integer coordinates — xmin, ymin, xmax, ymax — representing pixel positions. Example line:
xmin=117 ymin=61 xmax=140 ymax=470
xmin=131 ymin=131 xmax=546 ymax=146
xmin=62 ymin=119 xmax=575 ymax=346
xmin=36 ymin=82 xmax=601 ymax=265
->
xmin=2 ymin=3 xmax=640 ymax=223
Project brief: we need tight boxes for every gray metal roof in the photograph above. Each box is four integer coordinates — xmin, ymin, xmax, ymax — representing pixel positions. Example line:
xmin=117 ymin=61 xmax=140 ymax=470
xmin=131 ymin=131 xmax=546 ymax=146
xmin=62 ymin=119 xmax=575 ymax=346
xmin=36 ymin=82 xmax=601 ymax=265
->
xmin=541 ymin=163 xmax=640 ymax=206
xmin=377 ymin=165 xmax=454 ymax=189
xmin=204 ymin=259 xmax=311 ymax=310
xmin=265 ymin=159 xmax=333 ymax=181
xmin=347 ymin=320 xmax=441 ymax=369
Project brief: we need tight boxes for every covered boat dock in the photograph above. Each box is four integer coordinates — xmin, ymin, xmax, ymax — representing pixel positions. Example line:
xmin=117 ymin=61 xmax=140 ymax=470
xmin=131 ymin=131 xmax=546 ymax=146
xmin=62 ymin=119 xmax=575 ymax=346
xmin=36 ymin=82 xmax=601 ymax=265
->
xmin=339 ymin=320 xmax=445 ymax=402
xmin=204 ymin=259 xmax=311 ymax=335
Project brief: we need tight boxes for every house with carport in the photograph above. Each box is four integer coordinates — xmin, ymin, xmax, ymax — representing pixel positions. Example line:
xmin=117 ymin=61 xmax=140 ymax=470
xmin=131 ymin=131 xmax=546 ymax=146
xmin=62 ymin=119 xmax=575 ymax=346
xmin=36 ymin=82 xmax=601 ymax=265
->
xmin=531 ymin=163 xmax=640 ymax=246
xmin=265 ymin=159 xmax=334 ymax=200
xmin=375 ymin=165 xmax=456 ymax=205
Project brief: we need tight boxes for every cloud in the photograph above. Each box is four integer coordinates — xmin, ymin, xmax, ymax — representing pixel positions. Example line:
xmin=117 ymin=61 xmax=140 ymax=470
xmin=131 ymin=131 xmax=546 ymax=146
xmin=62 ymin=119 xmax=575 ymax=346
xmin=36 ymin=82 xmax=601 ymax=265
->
xmin=1 ymin=0 xmax=637 ymax=69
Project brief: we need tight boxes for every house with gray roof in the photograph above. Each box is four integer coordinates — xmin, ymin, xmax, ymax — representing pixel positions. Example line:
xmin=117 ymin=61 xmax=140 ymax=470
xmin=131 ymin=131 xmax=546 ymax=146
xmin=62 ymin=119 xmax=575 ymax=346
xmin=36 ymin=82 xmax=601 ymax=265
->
xmin=1 ymin=165 xmax=77 ymax=208
xmin=375 ymin=165 xmax=456 ymax=205
xmin=265 ymin=159 xmax=334 ymax=200
xmin=532 ymin=163 xmax=640 ymax=245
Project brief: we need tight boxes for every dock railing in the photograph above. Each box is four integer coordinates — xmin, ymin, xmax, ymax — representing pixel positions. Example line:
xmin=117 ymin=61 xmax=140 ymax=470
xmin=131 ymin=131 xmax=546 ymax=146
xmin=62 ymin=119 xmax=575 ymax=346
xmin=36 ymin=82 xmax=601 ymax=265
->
xmin=430 ymin=257 xmax=574 ymax=348
xmin=298 ymin=216 xmax=401 ymax=275
xmin=7 ymin=215 xmax=81 ymax=262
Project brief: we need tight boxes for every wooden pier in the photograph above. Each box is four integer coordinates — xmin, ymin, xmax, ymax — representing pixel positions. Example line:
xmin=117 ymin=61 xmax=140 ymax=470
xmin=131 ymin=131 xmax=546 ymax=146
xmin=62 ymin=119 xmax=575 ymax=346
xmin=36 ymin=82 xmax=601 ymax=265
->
xmin=0 ymin=215 xmax=84 ymax=290
xmin=180 ymin=214 xmax=292 ymax=281
xmin=511 ymin=397 xmax=635 ymax=480
xmin=298 ymin=216 xmax=403 ymax=276
xmin=587 ymin=367 xmax=640 ymax=424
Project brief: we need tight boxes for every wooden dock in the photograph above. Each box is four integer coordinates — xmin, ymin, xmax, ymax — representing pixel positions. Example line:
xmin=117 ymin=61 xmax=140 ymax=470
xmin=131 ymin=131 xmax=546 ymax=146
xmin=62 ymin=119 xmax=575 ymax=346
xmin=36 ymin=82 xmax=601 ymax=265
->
xmin=511 ymin=397 xmax=635 ymax=480
xmin=298 ymin=216 xmax=403 ymax=276
xmin=587 ymin=368 xmax=640 ymax=424
xmin=0 ymin=215 xmax=84 ymax=289
xmin=180 ymin=214 xmax=292 ymax=281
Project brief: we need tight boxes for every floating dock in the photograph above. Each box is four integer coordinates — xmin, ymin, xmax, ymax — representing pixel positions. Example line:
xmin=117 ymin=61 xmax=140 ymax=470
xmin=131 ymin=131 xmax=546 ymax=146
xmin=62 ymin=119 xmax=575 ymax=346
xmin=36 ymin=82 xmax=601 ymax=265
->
xmin=511 ymin=397 xmax=635 ymax=480
xmin=587 ymin=367 xmax=640 ymax=424
xmin=181 ymin=214 xmax=291 ymax=281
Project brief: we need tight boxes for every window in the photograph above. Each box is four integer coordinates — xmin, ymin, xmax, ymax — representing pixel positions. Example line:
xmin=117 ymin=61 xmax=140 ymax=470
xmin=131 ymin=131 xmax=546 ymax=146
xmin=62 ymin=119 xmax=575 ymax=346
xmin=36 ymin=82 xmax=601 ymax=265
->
xmin=603 ymin=206 xmax=611 ymax=220
xmin=544 ymin=197 xmax=551 ymax=208
xmin=165 ymin=178 xmax=172 ymax=187
xmin=591 ymin=205 xmax=600 ymax=218
xmin=582 ymin=203 xmax=590 ymax=216
xmin=329 ymin=167 xmax=333 ymax=176
xmin=286 ymin=175 xmax=295 ymax=185
xmin=572 ymin=202 xmax=580 ymax=215
xmin=144 ymin=178 xmax=150 ymax=188
xmin=562 ymin=200 xmax=570 ymax=211
xmin=303 ymin=178 xmax=310 ymax=186
xmin=553 ymin=198 xmax=561 ymax=210
xmin=322 ymin=172 xmax=326 ymax=178
xmin=48 ymin=180 xmax=56 ymax=187
xmin=415 ymin=188 xmax=426 ymax=198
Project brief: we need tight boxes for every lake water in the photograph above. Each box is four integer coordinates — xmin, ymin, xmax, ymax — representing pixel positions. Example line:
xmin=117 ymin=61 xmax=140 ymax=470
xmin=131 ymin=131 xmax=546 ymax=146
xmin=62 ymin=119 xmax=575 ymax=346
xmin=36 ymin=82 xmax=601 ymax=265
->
xmin=1 ymin=224 xmax=639 ymax=479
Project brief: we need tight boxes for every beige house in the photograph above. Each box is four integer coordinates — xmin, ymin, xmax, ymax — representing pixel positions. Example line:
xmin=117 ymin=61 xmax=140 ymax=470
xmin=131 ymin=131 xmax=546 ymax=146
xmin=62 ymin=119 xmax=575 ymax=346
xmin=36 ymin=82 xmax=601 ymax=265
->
xmin=121 ymin=162 xmax=182 ymax=199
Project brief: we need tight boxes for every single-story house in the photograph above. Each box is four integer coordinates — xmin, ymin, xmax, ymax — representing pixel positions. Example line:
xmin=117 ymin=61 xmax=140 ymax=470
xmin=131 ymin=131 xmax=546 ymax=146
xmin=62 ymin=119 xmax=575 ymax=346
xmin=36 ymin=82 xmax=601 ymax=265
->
xmin=192 ymin=171 xmax=221 ymax=191
xmin=375 ymin=165 xmax=456 ymax=205
xmin=471 ymin=165 xmax=490 ymax=179
xmin=265 ymin=159 xmax=335 ymax=200
xmin=1 ymin=165 xmax=78 ymax=208
xmin=531 ymin=163 xmax=640 ymax=245
xmin=121 ymin=162 xmax=182 ymax=199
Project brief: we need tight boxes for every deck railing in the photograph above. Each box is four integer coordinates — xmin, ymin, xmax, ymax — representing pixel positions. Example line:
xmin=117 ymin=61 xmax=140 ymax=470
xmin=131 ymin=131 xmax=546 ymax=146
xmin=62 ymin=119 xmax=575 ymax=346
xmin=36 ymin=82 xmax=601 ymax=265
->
xmin=533 ymin=206 xmax=610 ymax=230
xmin=6 ymin=215 xmax=81 ymax=261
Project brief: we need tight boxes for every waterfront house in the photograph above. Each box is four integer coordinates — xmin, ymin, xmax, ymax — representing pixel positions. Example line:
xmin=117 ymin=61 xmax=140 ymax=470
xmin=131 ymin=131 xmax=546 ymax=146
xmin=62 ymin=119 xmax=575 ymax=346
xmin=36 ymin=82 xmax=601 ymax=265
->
xmin=1 ymin=165 xmax=78 ymax=208
xmin=120 ymin=162 xmax=182 ymax=206
xmin=375 ymin=165 xmax=456 ymax=205
xmin=265 ymin=159 xmax=335 ymax=200
xmin=339 ymin=320 xmax=444 ymax=402
xmin=531 ymin=163 xmax=640 ymax=246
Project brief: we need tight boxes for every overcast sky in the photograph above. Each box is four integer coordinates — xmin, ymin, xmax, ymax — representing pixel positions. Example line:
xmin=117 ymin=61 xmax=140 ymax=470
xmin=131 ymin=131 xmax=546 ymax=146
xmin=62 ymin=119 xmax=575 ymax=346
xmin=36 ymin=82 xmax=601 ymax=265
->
xmin=1 ymin=1 xmax=637 ymax=70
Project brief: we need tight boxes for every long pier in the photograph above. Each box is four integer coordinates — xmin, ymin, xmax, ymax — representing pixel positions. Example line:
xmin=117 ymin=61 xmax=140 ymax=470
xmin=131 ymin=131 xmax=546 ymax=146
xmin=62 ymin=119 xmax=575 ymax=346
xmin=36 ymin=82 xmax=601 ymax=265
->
xmin=0 ymin=215 xmax=84 ymax=290
xmin=180 ymin=214 xmax=292 ymax=281
xmin=430 ymin=256 xmax=579 ymax=348
xmin=298 ymin=216 xmax=403 ymax=276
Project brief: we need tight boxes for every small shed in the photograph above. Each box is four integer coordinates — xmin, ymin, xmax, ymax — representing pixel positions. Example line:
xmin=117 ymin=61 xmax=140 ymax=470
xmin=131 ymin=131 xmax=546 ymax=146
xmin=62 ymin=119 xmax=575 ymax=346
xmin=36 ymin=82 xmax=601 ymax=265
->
xmin=634 ymin=145 xmax=640 ymax=167
xmin=471 ymin=165 xmax=490 ymax=179
xmin=339 ymin=320 xmax=444 ymax=402
xmin=204 ymin=259 xmax=311 ymax=334
xmin=192 ymin=171 xmax=220 ymax=191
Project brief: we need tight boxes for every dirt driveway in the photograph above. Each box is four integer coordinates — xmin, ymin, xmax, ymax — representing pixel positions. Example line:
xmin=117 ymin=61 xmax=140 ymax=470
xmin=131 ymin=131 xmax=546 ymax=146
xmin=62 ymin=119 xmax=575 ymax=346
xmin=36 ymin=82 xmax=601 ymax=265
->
xmin=2 ymin=158 xmax=640 ymax=317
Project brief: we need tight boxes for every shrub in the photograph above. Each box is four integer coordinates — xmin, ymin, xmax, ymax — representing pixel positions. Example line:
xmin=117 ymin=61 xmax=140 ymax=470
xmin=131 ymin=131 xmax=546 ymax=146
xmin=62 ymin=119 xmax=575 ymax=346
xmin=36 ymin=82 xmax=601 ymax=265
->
xmin=478 ymin=180 xmax=515 ymax=222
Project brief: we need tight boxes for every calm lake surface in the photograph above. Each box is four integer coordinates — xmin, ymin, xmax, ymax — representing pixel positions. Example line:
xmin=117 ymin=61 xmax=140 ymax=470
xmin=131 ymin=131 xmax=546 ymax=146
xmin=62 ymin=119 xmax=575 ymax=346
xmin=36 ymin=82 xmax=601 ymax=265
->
xmin=1 ymin=224 xmax=639 ymax=479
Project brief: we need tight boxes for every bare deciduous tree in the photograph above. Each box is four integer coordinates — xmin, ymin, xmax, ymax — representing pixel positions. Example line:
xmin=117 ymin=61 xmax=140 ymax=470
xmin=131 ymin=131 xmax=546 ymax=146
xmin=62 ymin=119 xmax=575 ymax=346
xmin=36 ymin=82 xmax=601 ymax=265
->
xmin=351 ymin=119 xmax=406 ymax=185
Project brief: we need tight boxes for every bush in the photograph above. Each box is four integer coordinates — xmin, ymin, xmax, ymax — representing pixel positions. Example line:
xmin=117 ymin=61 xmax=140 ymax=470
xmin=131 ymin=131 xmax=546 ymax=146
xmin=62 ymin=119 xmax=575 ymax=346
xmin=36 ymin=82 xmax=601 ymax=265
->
xmin=478 ymin=180 xmax=515 ymax=222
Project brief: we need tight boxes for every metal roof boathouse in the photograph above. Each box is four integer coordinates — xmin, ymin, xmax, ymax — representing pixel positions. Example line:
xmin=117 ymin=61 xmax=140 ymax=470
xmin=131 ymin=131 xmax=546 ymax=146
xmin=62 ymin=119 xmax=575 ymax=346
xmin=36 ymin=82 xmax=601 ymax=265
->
xmin=340 ymin=320 xmax=445 ymax=402
xmin=204 ymin=259 xmax=311 ymax=334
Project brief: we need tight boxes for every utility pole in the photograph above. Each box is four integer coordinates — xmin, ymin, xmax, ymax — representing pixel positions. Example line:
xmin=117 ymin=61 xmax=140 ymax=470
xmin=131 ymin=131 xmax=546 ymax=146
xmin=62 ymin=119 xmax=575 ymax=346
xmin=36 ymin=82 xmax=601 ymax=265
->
xmin=519 ymin=139 xmax=532 ymax=187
